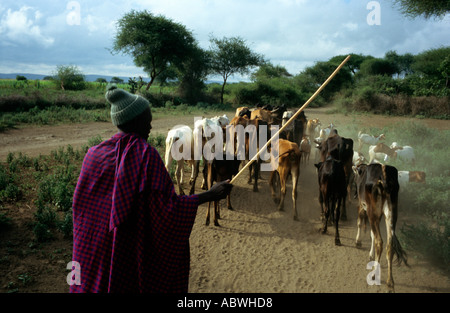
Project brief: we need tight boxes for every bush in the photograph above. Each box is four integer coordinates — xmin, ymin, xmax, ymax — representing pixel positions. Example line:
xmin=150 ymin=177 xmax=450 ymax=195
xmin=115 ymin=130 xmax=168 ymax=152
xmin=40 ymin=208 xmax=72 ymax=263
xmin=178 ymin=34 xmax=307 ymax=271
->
xmin=52 ymin=65 xmax=87 ymax=91
xmin=401 ymin=211 xmax=450 ymax=270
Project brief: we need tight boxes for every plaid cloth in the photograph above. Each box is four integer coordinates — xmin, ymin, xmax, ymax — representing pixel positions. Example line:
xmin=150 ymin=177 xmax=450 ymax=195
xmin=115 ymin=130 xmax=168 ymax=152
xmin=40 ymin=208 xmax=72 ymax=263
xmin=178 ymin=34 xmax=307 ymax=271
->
xmin=70 ymin=132 xmax=199 ymax=293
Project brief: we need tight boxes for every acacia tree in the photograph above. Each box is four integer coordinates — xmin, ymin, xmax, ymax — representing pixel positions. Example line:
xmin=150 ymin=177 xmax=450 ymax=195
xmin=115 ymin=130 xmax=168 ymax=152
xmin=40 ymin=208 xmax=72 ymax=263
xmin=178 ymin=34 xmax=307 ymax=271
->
xmin=392 ymin=0 xmax=450 ymax=19
xmin=53 ymin=65 xmax=86 ymax=91
xmin=112 ymin=10 xmax=198 ymax=90
xmin=208 ymin=36 xmax=264 ymax=104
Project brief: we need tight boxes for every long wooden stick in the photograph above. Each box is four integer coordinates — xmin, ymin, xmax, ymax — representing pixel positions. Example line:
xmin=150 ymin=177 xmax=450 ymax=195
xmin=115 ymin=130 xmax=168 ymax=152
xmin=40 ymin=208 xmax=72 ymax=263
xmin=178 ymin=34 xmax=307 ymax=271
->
xmin=230 ymin=54 xmax=351 ymax=184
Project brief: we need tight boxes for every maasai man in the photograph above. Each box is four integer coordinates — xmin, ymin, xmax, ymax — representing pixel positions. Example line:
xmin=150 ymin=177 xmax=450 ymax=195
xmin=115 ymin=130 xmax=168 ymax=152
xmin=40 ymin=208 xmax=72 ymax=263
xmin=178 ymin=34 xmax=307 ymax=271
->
xmin=70 ymin=85 xmax=232 ymax=293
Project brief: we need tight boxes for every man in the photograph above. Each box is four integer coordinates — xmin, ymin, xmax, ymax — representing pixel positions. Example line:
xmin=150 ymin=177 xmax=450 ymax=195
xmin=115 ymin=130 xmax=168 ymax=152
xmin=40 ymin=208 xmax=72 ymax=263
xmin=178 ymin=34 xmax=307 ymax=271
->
xmin=70 ymin=85 xmax=232 ymax=293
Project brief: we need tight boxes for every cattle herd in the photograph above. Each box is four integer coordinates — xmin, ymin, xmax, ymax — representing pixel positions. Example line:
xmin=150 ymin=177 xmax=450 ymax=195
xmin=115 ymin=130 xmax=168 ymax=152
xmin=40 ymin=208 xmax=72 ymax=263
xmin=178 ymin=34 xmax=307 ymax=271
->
xmin=164 ymin=104 xmax=424 ymax=292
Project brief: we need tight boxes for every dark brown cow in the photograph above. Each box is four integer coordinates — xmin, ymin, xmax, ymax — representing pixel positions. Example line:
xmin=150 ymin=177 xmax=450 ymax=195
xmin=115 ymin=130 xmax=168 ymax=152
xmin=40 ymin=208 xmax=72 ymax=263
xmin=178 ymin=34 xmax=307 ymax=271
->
xmin=205 ymin=153 xmax=241 ymax=226
xmin=317 ymin=133 xmax=354 ymax=220
xmin=314 ymin=157 xmax=347 ymax=245
xmin=353 ymin=163 xmax=408 ymax=292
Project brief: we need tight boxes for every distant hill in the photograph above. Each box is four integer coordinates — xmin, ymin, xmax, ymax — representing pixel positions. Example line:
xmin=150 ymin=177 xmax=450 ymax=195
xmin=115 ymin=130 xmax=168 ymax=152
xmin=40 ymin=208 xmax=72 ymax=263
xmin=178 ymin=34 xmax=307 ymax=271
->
xmin=0 ymin=73 xmax=147 ymax=83
xmin=0 ymin=73 xmax=233 ymax=84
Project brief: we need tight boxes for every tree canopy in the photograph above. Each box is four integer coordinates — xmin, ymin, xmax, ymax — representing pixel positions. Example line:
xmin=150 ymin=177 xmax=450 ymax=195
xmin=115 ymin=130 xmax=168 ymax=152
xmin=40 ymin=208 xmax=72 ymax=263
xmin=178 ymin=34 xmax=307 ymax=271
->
xmin=208 ymin=36 xmax=264 ymax=103
xmin=392 ymin=0 xmax=450 ymax=19
xmin=112 ymin=10 xmax=199 ymax=90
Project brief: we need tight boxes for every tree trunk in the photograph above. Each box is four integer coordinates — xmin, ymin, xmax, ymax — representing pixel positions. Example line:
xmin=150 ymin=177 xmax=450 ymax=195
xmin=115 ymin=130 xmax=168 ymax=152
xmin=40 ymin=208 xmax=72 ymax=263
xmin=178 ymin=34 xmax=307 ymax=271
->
xmin=146 ymin=76 xmax=155 ymax=91
xmin=220 ymin=78 xmax=228 ymax=104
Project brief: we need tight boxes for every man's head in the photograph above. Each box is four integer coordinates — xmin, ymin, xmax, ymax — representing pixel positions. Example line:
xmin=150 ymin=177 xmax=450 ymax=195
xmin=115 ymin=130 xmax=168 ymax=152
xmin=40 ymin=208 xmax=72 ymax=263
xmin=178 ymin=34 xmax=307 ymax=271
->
xmin=105 ymin=85 xmax=152 ymax=140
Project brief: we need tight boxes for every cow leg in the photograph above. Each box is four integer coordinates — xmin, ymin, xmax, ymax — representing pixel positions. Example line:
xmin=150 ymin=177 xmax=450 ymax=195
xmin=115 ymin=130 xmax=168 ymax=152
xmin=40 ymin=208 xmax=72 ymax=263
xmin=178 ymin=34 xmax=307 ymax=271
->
xmin=291 ymin=167 xmax=299 ymax=221
xmin=200 ymin=158 xmax=209 ymax=190
xmin=355 ymin=205 xmax=367 ymax=248
xmin=269 ymin=171 xmax=280 ymax=205
xmin=226 ymin=194 xmax=233 ymax=210
xmin=205 ymin=201 xmax=211 ymax=226
xmin=189 ymin=160 xmax=200 ymax=195
xmin=175 ymin=163 xmax=185 ymax=196
xmin=278 ymin=170 xmax=287 ymax=212
xmin=335 ymin=197 xmax=341 ymax=246
xmin=369 ymin=217 xmax=383 ymax=265
xmin=318 ymin=191 xmax=324 ymax=222
xmin=384 ymin=199 xmax=395 ymax=292
xmin=248 ymin=161 xmax=253 ymax=184
xmin=252 ymin=160 xmax=260 ymax=192
xmin=320 ymin=196 xmax=329 ymax=234
xmin=214 ymin=200 xmax=220 ymax=227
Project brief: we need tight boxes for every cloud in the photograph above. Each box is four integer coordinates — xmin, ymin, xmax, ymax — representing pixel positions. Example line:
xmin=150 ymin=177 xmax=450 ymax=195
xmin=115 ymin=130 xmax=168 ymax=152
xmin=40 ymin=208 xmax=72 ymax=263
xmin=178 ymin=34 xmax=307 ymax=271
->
xmin=0 ymin=0 xmax=448 ymax=79
xmin=0 ymin=6 xmax=54 ymax=47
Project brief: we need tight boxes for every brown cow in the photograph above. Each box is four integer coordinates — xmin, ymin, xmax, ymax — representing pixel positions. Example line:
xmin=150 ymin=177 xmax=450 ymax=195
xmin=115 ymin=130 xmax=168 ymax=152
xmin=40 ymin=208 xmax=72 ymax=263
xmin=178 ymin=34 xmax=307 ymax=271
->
xmin=269 ymin=139 xmax=301 ymax=221
xmin=353 ymin=163 xmax=408 ymax=292
xmin=228 ymin=115 xmax=269 ymax=192
xmin=314 ymin=157 xmax=347 ymax=245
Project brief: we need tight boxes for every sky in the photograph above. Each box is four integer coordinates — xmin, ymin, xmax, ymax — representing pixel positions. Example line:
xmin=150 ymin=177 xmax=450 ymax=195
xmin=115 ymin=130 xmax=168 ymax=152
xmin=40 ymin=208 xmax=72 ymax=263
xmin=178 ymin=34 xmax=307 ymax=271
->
xmin=0 ymin=0 xmax=449 ymax=81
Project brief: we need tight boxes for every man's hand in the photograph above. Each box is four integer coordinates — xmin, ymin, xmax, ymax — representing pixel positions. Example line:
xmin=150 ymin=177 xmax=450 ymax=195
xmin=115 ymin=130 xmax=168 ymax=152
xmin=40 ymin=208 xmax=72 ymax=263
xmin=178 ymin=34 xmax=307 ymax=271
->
xmin=197 ymin=180 xmax=233 ymax=204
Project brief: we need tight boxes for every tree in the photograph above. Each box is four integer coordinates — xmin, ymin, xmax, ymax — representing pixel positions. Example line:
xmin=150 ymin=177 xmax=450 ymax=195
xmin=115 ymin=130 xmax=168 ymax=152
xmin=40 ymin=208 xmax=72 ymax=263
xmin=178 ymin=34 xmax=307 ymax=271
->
xmin=329 ymin=54 xmax=374 ymax=76
xmin=299 ymin=60 xmax=353 ymax=101
xmin=384 ymin=50 xmax=414 ymax=77
xmin=53 ymin=65 xmax=86 ymax=91
xmin=110 ymin=77 xmax=124 ymax=84
xmin=411 ymin=46 xmax=450 ymax=77
xmin=177 ymin=46 xmax=210 ymax=104
xmin=359 ymin=58 xmax=398 ymax=77
xmin=392 ymin=0 xmax=450 ymax=19
xmin=208 ymin=36 xmax=264 ymax=104
xmin=112 ymin=10 xmax=198 ymax=90
xmin=251 ymin=63 xmax=292 ymax=81
xmin=95 ymin=78 xmax=107 ymax=83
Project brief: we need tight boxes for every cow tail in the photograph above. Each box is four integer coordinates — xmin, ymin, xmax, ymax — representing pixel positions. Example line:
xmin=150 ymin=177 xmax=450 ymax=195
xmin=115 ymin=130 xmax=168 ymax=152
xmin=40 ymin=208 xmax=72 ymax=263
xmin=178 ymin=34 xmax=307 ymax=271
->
xmin=381 ymin=165 xmax=408 ymax=266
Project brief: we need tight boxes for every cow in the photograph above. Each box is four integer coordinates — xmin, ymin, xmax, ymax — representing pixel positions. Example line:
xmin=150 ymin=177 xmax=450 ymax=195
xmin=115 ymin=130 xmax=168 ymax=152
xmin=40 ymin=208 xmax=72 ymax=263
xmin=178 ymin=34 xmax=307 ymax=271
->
xmin=305 ymin=118 xmax=321 ymax=139
xmin=269 ymin=139 xmax=301 ymax=221
xmin=352 ymin=163 xmax=408 ymax=292
xmin=281 ymin=110 xmax=306 ymax=147
xmin=314 ymin=157 xmax=347 ymax=245
xmin=205 ymin=153 xmax=241 ymax=226
xmin=316 ymin=133 xmax=354 ymax=220
xmin=164 ymin=125 xmax=195 ymax=195
xmin=189 ymin=115 xmax=229 ymax=195
xmin=398 ymin=170 xmax=426 ymax=188
xmin=299 ymin=136 xmax=311 ymax=164
xmin=228 ymin=115 xmax=270 ymax=192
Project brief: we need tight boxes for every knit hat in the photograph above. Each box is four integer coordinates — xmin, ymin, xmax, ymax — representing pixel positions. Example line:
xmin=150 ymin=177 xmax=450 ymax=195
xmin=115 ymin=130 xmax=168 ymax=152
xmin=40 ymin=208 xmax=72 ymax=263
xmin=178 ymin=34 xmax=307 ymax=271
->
xmin=105 ymin=85 xmax=150 ymax=126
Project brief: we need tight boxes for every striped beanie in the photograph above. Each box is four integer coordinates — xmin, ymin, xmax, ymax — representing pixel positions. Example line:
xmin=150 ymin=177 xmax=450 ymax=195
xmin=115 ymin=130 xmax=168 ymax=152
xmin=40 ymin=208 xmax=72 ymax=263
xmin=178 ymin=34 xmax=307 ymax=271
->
xmin=105 ymin=84 xmax=150 ymax=126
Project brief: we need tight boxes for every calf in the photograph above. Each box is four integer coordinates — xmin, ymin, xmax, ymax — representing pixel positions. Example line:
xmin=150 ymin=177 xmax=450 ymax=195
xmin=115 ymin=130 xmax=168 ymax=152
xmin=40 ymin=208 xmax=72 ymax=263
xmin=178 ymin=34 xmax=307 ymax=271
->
xmin=398 ymin=170 xmax=426 ymax=188
xmin=315 ymin=157 xmax=347 ymax=245
xmin=205 ymin=153 xmax=241 ymax=226
xmin=299 ymin=136 xmax=311 ymax=164
xmin=353 ymin=163 xmax=408 ymax=292
xmin=269 ymin=139 xmax=301 ymax=221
